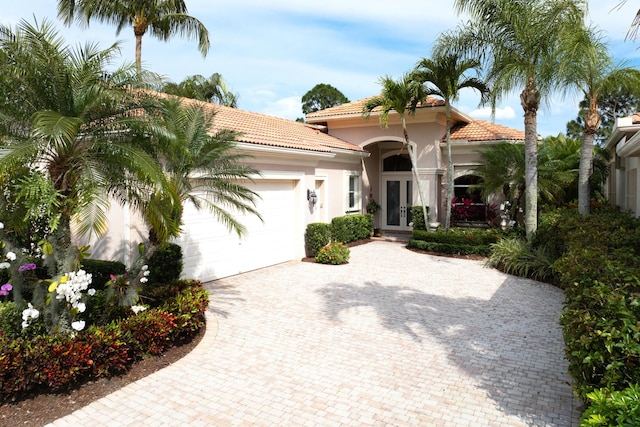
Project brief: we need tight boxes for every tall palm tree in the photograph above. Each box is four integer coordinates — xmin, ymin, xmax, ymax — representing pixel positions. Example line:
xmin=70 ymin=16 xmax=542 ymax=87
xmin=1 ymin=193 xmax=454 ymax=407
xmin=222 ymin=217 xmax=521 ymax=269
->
xmin=439 ymin=0 xmax=587 ymax=240
xmin=412 ymin=53 xmax=489 ymax=232
xmin=557 ymin=25 xmax=640 ymax=215
xmin=0 ymin=18 xmax=169 ymax=277
xmin=57 ymin=0 xmax=210 ymax=77
xmin=362 ymin=74 xmax=429 ymax=227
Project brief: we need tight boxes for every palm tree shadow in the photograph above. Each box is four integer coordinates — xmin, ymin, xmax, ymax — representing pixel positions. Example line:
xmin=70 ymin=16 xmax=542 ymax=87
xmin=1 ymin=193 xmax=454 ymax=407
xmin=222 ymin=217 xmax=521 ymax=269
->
xmin=316 ymin=280 xmax=578 ymax=426
xmin=203 ymin=281 xmax=245 ymax=318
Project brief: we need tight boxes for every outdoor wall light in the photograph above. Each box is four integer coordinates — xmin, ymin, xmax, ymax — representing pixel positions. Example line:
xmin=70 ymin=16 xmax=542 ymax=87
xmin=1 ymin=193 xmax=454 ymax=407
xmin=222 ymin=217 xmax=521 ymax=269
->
xmin=307 ymin=189 xmax=318 ymax=205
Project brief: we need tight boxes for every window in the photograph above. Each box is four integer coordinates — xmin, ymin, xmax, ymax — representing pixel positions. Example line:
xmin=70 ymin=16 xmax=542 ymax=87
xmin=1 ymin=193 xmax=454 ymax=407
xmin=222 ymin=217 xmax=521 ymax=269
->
xmin=346 ymin=172 xmax=361 ymax=212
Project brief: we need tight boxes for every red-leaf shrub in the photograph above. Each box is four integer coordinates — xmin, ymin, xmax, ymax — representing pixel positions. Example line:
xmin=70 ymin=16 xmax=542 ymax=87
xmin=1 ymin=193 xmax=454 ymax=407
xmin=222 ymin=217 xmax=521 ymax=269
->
xmin=0 ymin=280 xmax=208 ymax=402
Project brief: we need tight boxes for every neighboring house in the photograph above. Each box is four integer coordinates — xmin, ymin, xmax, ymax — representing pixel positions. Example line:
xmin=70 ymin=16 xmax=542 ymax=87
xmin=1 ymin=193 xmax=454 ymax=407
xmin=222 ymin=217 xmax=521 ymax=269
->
xmin=85 ymin=95 xmax=525 ymax=282
xmin=604 ymin=114 xmax=640 ymax=216
xmin=306 ymin=97 xmax=525 ymax=231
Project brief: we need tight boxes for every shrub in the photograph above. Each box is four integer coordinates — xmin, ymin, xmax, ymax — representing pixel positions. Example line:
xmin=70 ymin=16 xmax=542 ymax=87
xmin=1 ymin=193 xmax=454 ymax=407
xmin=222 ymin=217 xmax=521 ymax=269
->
xmin=315 ymin=243 xmax=350 ymax=265
xmin=410 ymin=205 xmax=429 ymax=231
xmin=485 ymin=237 xmax=554 ymax=281
xmin=147 ymin=242 xmax=183 ymax=284
xmin=580 ymin=385 xmax=640 ymax=426
xmin=0 ymin=302 xmax=21 ymax=338
xmin=305 ymin=223 xmax=332 ymax=257
xmin=0 ymin=280 xmax=207 ymax=402
xmin=331 ymin=214 xmax=373 ymax=244
xmin=408 ymin=239 xmax=491 ymax=256
xmin=409 ymin=227 xmax=500 ymax=257
xmin=81 ymin=259 xmax=126 ymax=291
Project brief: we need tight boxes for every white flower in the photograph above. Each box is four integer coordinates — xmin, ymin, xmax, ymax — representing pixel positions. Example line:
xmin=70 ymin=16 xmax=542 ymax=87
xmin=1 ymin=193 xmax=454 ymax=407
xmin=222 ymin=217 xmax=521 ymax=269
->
xmin=75 ymin=302 xmax=86 ymax=313
xmin=88 ymin=288 xmax=96 ymax=296
xmin=140 ymin=277 xmax=148 ymax=283
xmin=0 ymin=222 xmax=4 ymax=229
xmin=71 ymin=320 xmax=85 ymax=331
xmin=6 ymin=252 xmax=16 ymax=261
xmin=141 ymin=265 xmax=148 ymax=271
xmin=0 ymin=262 xmax=10 ymax=269
xmin=143 ymin=270 xmax=150 ymax=277
xmin=21 ymin=303 xmax=39 ymax=328
xmin=131 ymin=305 xmax=147 ymax=314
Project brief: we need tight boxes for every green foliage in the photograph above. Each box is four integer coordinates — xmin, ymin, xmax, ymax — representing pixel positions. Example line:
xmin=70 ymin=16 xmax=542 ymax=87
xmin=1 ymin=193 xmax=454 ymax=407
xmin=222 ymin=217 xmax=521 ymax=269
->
xmin=315 ymin=243 xmax=350 ymax=265
xmin=410 ymin=205 xmax=429 ymax=231
xmin=580 ymin=384 xmax=640 ymax=426
xmin=301 ymin=83 xmax=350 ymax=114
xmin=147 ymin=243 xmax=183 ymax=285
xmin=331 ymin=214 xmax=373 ymax=244
xmin=485 ymin=237 xmax=554 ymax=281
xmin=81 ymin=259 xmax=126 ymax=291
xmin=408 ymin=239 xmax=491 ymax=256
xmin=305 ymin=223 xmax=332 ymax=257
xmin=0 ymin=302 xmax=21 ymax=338
xmin=409 ymin=227 xmax=501 ymax=256
xmin=0 ymin=280 xmax=207 ymax=402
xmin=535 ymin=207 xmax=640 ymax=404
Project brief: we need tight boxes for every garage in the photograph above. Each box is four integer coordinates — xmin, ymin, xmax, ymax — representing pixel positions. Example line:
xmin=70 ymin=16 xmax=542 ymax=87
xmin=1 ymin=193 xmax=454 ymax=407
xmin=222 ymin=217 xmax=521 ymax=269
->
xmin=175 ymin=179 xmax=299 ymax=282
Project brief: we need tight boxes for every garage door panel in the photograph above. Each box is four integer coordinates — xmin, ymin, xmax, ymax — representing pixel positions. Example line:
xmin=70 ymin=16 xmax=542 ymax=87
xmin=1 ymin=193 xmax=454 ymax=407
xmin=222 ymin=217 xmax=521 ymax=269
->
xmin=175 ymin=180 xmax=297 ymax=281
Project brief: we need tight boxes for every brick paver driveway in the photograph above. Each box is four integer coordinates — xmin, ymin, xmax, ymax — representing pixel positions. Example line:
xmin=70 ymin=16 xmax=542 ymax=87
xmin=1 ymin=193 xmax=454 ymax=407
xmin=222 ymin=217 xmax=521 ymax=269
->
xmin=50 ymin=240 xmax=579 ymax=426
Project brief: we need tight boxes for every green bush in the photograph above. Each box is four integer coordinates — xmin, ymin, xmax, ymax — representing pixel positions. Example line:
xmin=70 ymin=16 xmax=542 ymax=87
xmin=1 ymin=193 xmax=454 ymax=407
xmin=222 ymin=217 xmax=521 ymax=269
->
xmin=580 ymin=385 xmax=640 ymax=426
xmin=485 ymin=237 xmax=554 ymax=281
xmin=408 ymin=238 xmax=491 ymax=256
xmin=305 ymin=222 xmax=332 ymax=257
xmin=412 ymin=228 xmax=501 ymax=246
xmin=0 ymin=279 xmax=207 ymax=402
xmin=315 ymin=242 xmax=350 ymax=265
xmin=0 ymin=302 xmax=21 ymax=338
xmin=82 ymin=259 xmax=126 ymax=291
xmin=331 ymin=214 xmax=373 ymax=244
xmin=147 ymin=242 xmax=183 ymax=284
xmin=410 ymin=205 xmax=429 ymax=231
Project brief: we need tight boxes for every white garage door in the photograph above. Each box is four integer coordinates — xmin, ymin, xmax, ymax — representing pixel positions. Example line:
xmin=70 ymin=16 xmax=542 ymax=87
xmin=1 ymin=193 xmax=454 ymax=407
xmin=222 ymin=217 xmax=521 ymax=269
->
xmin=176 ymin=179 xmax=297 ymax=282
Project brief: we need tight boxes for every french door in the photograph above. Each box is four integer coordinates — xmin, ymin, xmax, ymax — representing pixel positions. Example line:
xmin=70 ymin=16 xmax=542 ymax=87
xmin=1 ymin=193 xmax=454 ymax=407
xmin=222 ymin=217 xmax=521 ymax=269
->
xmin=382 ymin=175 xmax=413 ymax=231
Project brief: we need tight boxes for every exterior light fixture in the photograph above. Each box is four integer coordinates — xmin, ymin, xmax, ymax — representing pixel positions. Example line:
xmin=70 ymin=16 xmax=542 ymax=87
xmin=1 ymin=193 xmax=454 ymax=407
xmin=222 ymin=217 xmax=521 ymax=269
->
xmin=307 ymin=189 xmax=318 ymax=205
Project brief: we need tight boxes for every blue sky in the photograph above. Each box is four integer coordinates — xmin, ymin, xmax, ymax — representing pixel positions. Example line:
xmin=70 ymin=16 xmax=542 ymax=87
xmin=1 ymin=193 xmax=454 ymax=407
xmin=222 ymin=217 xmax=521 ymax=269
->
xmin=3 ymin=0 xmax=640 ymax=137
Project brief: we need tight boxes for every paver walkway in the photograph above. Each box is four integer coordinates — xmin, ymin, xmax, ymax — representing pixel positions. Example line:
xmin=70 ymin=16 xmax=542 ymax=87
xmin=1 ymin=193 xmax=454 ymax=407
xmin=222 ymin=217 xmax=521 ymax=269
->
xmin=48 ymin=240 xmax=580 ymax=426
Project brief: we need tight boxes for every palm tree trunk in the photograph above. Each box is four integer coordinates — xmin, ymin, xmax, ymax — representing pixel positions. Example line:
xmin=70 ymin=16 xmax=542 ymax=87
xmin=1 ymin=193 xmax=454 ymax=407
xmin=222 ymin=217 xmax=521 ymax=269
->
xmin=521 ymin=80 xmax=540 ymax=241
xmin=135 ymin=34 xmax=143 ymax=80
xmin=445 ymin=103 xmax=453 ymax=233
xmin=402 ymin=116 xmax=429 ymax=230
xmin=578 ymin=132 xmax=595 ymax=215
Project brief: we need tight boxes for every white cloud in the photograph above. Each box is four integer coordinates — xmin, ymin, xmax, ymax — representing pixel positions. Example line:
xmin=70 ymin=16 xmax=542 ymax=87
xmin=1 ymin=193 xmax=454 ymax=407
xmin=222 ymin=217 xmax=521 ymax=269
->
xmin=260 ymin=96 xmax=303 ymax=121
xmin=469 ymin=106 xmax=517 ymax=120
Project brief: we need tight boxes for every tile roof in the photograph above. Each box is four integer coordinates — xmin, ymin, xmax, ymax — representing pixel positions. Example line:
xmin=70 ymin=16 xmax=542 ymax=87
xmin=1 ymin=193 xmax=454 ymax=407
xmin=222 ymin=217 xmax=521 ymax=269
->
xmin=160 ymin=93 xmax=365 ymax=154
xmin=449 ymin=120 xmax=525 ymax=142
xmin=306 ymin=96 xmax=445 ymax=119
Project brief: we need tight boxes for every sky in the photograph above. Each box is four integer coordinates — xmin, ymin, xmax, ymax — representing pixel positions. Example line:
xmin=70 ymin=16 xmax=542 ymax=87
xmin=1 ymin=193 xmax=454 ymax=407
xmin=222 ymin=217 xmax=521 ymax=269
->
xmin=3 ymin=1 xmax=640 ymax=138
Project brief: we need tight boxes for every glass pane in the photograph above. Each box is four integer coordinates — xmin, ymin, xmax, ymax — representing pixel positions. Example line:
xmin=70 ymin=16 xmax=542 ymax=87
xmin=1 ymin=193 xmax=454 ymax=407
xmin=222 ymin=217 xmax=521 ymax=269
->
xmin=383 ymin=154 xmax=412 ymax=172
xmin=386 ymin=180 xmax=400 ymax=226
xmin=406 ymin=180 xmax=413 ymax=225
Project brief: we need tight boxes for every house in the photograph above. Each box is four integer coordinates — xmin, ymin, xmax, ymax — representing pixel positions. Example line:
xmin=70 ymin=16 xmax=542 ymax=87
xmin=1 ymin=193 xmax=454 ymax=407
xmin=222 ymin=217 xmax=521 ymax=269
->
xmin=604 ymin=114 xmax=640 ymax=216
xmin=306 ymin=97 xmax=525 ymax=231
xmin=86 ymin=96 xmax=524 ymax=282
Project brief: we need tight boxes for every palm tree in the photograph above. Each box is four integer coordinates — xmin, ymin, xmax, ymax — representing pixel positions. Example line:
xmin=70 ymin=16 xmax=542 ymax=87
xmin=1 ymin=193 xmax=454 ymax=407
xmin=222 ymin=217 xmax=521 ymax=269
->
xmin=439 ymin=0 xmax=587 ymax=240
xmin=162 ymin=73 xmax=238 ymax=107
xmin=147 ymin=97 xmax=261 ymax=242
xmin=557 ymin=25 xmax=640 ymax=215
xmin=362 ymin=74 xmax=429 ymax=227
xmin=0 ymin=18 xmax=169 ymax=278
xmin=412 ymin=53 xmax=489 ymax=232
xmin=57 ymin=0 xmax=210 ymax=77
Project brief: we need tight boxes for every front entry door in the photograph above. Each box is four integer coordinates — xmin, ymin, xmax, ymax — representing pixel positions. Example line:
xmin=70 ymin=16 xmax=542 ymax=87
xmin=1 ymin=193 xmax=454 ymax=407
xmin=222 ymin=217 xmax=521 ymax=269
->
xmin=382 ymin=175 xmax=413 ymax=230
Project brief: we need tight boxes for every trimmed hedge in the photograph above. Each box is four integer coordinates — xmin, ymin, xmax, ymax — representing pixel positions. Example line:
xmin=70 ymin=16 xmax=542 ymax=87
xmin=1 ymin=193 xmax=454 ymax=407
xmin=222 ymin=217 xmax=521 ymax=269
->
xmin=410 ymin=205 xmax=429 ymax=231
xmin=331 ymin=214 xmax=373 ymax=244
xmin=82 ymin=259 xmax=127 ymax=291
xmin=305 ymin=222 xmax=332 ymax=257
xmin=409 ymin=228 xmax=500 ymax=256
xmin=147 ymin=242 xmax=184 ymax=284
xmin=0 ymin=279 xmax=207 ymax=402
